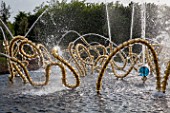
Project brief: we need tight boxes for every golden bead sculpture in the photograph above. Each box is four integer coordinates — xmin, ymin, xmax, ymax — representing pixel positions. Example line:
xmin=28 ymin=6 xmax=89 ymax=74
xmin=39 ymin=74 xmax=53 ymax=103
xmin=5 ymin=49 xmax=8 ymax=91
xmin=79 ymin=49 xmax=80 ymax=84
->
xmin=2 ymin=34 xmax=170 ymax=94
xmin=1 ymin=36 xmax=80 ymax=89
xmin=162 ymin=61 xmax=170 ymax=93
xmin=51 ymin=47 xmax=80 ymax=88
xmin=68 ymin=42 xmax=86 ymax=76
xmin=37 ymin=43 xmax=52 ymax=67
xmin=96 ymin=38 xmax=161 ymax=94
xmin=8 ymin=36 xmax=44 ymax=83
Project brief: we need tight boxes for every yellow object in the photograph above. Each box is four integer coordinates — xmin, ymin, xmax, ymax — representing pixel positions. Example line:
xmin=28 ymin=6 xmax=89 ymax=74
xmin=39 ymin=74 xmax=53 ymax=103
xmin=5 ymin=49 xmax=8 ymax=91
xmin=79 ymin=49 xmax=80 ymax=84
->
xmin=96 ymin=38 xmax=161 ymax=94
xmin=2 ymin=35 xmax=170 ymax=94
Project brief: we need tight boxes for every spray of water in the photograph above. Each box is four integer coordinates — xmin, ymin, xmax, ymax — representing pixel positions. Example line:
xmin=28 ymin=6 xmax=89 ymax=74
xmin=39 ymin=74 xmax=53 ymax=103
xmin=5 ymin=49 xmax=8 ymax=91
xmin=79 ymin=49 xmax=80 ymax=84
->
xmin=0 ymin=19 xmax=14 ymax=38
xmin=141 ymin=3 xmax=146 ymax=64
xmin=130 ymin=3 xmax=135 ymax=40
xmin=57 ymin=30 xmax=89 ymax=46
xmin=53 ymin=46 xmax=63 ymax=56
xmin=0 ymin=27 xmax=6 ymax=41
xmin=24 ymin=8 xmax=49 ymax=37
xmin=105 ymin=2 xmax=112 ymax=42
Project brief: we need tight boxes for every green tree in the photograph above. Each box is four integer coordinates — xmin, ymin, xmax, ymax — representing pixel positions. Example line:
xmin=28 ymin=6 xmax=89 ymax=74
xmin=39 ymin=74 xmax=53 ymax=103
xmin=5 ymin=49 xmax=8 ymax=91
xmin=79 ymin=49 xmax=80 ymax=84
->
xmin=13 ymin=11 xmax=28 ymax=36
xmin=33 ymin=0 xmax=106 ymax=48
xmin=0 ymin=1 xmax=13 ymax=40
xmin=0 ymin=1 xmax=10 ymax=23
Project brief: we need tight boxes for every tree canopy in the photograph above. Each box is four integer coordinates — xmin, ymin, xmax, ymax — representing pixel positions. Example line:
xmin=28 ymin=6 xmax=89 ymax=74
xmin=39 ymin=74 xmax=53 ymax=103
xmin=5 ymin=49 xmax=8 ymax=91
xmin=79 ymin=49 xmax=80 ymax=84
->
xmin=0 ymin=0 xmax=168 ymax=49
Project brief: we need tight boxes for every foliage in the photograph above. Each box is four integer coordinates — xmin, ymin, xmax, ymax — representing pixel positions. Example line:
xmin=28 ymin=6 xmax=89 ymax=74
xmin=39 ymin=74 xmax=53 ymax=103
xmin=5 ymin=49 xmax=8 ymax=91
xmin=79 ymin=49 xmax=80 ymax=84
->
xmin=107 ymin=2 xmax=131 ymax=44
xmin=0 ymin=0 xmax=166 ymax=49
xmin=0 ymin=1 xmax=10 ymax=23
xmin=13 ymin=11 xmax=28 ymax=36
xmin=0 ymin=1 xmax=13 ymax=40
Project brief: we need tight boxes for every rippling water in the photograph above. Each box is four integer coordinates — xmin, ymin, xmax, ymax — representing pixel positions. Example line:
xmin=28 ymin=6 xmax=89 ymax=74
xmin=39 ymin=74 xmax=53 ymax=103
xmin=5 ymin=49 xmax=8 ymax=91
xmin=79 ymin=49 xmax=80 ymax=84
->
xmin=0 ymin=68 xmax=170 ymax=113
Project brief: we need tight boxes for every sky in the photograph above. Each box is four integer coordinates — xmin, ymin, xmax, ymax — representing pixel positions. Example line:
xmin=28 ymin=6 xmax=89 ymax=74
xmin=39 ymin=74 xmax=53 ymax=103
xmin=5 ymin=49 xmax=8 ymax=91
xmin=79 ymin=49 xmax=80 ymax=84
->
xmin=0 ymin=0 xmax=170 ymax=22
xmin=0 ymin=0 xmax=50 ymax=22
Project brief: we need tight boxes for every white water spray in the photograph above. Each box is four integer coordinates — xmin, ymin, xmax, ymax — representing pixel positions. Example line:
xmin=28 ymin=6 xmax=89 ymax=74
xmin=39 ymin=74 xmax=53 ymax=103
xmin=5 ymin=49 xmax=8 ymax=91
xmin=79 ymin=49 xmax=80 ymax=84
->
xmin=57 ymin=30 xmax=89 ymax=46
xmin=25 ymin=8 xmax=48 ymax=37
xmin=141 ymin=3 xmax=146 ymax=64
xmin=0 ymin=19 xmax=14 ymax=38
xmin=53 ymin=46 xmax=63 ymax=56
xmin=105 ymin=2 xmax=112 ymax=43
xmin=130 ymin=3 xmax=135 ymax=40
xmin=0 ymin=27 xmax=6 ymax=41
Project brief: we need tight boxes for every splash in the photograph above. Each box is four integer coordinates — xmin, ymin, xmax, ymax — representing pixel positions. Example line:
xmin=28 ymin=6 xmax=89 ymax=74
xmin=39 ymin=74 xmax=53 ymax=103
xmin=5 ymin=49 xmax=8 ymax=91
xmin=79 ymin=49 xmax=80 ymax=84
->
xmin=2 ymin=1 xmax=170 ymax=96
xmin=22 ymin=68 xmax=67 ymax=96
xmin=53 ymin=46 xmax=63 ymax=56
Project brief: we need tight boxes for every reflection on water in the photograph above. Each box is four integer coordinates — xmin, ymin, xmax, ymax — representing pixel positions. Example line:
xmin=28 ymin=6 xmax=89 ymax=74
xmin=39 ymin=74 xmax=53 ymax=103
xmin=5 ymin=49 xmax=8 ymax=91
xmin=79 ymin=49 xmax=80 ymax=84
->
xmin=1 ymin=69 xmax=170 ymax=113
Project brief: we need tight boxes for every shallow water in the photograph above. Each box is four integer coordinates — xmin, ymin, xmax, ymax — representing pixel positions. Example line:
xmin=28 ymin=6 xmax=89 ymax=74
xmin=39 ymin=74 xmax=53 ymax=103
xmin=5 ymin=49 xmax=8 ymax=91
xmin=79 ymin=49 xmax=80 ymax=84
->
xmin=1 ymin=69 xmax=170 ymax=113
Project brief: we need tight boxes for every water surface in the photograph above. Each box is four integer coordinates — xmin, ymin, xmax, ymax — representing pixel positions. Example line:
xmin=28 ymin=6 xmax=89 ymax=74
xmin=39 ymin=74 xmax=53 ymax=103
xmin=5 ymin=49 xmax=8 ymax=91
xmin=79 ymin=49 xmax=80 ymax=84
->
xmin=0 ymin=69 xmax=170 ymax=113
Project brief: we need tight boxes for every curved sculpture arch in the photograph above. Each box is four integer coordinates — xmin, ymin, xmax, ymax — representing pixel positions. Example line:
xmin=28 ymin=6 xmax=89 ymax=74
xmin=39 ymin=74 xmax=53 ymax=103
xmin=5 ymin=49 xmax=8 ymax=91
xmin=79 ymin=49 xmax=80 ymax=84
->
xmin=96 ymin=38 xmax=161 ymax=93
xmin=1 ymin=34 xmax=170 ymax=94
xmin=0 ymin=35 xmax=81 ymax=89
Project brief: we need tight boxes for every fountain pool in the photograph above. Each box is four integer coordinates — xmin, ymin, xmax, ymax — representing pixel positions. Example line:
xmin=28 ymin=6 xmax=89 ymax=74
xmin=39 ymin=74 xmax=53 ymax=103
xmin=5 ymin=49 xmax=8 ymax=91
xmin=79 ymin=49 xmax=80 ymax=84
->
xmin=0 ymin=68 xmax=170 ymax=113
xmin=1 ymin=1 xmax=170 ymax=113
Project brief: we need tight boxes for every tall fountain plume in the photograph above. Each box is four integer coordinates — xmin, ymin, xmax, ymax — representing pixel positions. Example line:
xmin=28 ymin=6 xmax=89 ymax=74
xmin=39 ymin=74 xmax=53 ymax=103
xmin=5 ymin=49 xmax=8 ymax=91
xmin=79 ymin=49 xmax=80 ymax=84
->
xmin=105 ymin=1 xmax=112 ymax=51
xmin=0 ymin=19 xmax=14 ymax=38
xmin=141 ymin=3 xmax=146 ymax=64
xmin=24 ymin=8 xmax=49 ymax=37
xmin=129 ymin=2 xmax=135 ymax=56
xmin=130 ymin=2 xmax=135 ymax=40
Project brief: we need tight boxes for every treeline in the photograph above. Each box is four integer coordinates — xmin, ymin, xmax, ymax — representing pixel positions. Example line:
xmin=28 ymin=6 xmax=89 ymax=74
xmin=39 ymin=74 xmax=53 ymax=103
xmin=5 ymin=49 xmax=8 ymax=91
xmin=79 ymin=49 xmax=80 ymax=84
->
xmin=0 ymin=0 xmax=166 ymax=49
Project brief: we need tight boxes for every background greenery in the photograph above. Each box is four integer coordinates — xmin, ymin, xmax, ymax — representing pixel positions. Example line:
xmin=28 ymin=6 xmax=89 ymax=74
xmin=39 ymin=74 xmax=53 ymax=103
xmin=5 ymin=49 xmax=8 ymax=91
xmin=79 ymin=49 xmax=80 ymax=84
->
xmin=0 ymin=0 xmax=168 ymax=74
xmin=0 ymin=0 xmax=160 ymax=44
